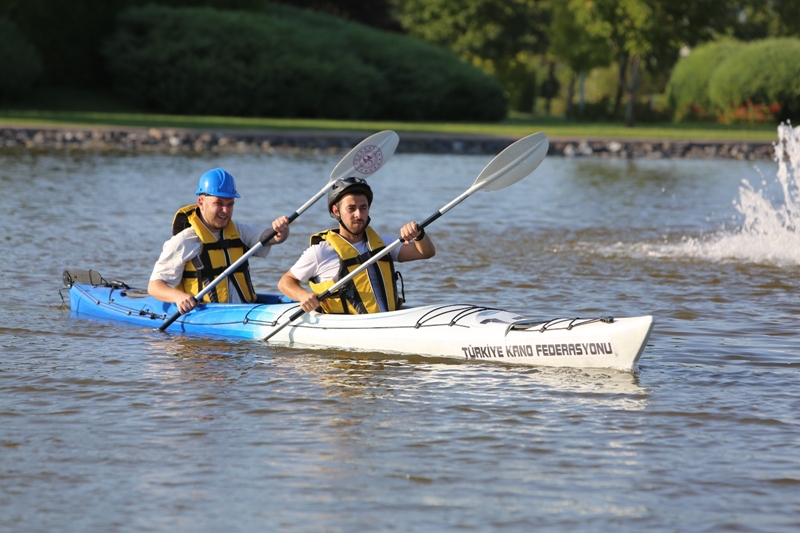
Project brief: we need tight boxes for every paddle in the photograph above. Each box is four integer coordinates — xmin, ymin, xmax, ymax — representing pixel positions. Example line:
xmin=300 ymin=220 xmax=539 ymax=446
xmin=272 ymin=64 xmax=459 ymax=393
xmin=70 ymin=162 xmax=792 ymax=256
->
xmin=262 ymin=131 xmax=549 ymax=342
xmin=158 ymin=130 xmax=400 ymax=331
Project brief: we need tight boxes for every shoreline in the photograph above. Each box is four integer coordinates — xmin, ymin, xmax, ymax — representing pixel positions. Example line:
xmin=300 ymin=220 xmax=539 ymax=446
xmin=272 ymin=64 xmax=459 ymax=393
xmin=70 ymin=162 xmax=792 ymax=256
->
xmin=0 ymin=125 xmax=776 ymax=160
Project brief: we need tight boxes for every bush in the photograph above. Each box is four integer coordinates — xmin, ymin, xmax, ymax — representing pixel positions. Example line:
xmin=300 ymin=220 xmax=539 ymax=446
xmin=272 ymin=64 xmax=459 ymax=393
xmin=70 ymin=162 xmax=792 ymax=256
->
xmin=632 ymin=98 xmax=672 ymax=123
xmin=565 ymin=96 xmax=612 ymax=121
xmin=0 ymin=18 xmax=42 ymax=100
xmin=565 ymin=95 xmax=669 ymax=123
xmin=0 ymin=0 xmax=275 ymax=87
xmin=717 ymin=100 xmax=781 ymax=125
xmin=666 ymin=40 xmax=743 ymax=122
xmin=708 ymin=38 xmax=800 ymax=123
xmin=102 ymin=4 xmax=507 ymax=121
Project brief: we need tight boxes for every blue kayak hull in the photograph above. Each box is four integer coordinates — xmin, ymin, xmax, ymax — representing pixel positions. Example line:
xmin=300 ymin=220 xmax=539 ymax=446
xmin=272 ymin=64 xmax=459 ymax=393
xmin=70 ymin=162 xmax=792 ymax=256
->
xmin=68 ymin=282 xmax=297 ymax=340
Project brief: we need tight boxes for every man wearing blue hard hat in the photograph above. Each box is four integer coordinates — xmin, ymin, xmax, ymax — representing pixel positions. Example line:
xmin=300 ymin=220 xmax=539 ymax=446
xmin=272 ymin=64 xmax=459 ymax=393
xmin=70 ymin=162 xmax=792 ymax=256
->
xmin=148 ymin=168 xmax=290 ymax=313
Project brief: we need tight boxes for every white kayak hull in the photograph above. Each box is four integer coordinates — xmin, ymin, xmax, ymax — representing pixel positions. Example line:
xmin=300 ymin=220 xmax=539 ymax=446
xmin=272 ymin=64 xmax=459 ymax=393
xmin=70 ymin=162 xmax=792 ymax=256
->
xmin=274 ymin=304 xmax=653 ymax=371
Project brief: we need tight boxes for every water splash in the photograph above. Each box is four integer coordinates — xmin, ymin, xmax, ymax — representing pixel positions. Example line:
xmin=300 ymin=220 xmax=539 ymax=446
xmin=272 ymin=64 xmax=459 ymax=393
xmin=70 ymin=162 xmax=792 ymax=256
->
xmin=633 ymin=123 xmax=800 ymax=266
xmin=708 ymin=123 xmax=800 ymax=265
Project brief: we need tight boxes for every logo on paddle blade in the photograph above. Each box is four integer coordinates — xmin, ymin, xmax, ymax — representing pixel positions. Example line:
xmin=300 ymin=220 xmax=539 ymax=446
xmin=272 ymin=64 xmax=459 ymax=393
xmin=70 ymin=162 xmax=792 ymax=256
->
xmin=353 ymin=145 xmax=383 ymax=174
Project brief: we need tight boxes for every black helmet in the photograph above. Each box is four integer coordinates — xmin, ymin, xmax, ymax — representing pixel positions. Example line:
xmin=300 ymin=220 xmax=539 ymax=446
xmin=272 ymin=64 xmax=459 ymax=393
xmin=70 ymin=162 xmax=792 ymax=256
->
xmin=327 ymin=177 xmax=373 ymax=218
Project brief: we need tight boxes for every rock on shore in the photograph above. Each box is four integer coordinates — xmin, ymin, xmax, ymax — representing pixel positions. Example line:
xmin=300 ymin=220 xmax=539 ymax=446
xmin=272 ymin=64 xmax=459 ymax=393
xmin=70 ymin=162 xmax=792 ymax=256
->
xmin=0 ymin=126 xmax=775 ymax=160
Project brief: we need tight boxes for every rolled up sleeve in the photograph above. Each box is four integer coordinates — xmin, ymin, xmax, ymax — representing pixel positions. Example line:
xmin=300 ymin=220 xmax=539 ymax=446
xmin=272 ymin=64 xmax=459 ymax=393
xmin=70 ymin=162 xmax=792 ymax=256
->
xmin=150 ymin=229 xmax=203 ymax=286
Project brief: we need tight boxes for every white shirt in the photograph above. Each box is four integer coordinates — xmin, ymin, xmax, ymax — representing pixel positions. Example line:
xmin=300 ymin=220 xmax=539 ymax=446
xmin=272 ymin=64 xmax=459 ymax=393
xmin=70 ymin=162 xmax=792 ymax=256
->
xmin=150 ymin=222 xmax=271 ymax=303
xmin=290 ymin=234 xmax=401 ymax=312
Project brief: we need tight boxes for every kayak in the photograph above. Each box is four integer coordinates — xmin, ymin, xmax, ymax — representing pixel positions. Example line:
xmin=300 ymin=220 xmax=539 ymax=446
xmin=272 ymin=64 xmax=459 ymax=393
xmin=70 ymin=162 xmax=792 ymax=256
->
xmin=61 ymin=270 xmax=654 ymax=372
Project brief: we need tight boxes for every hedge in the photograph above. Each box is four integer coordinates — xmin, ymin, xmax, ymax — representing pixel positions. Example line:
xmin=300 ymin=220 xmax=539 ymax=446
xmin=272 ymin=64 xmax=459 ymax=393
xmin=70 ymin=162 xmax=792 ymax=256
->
xmin=708 ymin=38 xmax=800 ymax=123
xmin=0 ymin=18 xmax=43 ymax=101
xmin=102 ymin=4 xmax=507 ymax=121
xmin=0 ymin=0 xmax=272 ymax=87
xmin=666 ymin=40 xmax=743 ymax=121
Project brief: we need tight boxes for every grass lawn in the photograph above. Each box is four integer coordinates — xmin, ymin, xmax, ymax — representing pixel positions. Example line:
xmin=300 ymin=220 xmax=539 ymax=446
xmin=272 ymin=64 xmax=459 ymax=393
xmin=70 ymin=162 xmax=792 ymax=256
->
xmin=0 ymin=86 xmax=781 ymax=143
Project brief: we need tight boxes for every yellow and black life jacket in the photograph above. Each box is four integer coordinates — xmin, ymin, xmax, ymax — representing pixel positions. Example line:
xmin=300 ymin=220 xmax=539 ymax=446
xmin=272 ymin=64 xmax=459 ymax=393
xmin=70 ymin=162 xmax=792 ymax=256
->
xmin=172 ymin=204 xmax=257 ymax=303
xmin=307 ymin=227 xmax=403 ymax=314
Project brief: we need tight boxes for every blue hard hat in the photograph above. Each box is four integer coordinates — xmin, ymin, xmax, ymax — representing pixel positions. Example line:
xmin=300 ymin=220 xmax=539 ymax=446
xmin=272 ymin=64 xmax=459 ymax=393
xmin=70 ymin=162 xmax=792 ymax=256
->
xmin=195 ymin=168 xmax=240 ymax=198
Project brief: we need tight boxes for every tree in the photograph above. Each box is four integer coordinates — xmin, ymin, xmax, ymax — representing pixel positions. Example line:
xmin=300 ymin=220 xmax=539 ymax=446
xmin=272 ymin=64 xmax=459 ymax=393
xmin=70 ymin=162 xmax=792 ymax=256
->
xmin=539 ymin=60 xmax=560 ymax=115
xmin=549 ymin=2 xmax=612 ymax=118
xmin=395 ymin=0 xmax=551 ymax=113
xmin=720 ymin=0 xmax=800 ymax=40
xmin=275 ymin=0 xmax=401 ymax=31
xmin=568 ymin=0 xmax=728 ymax=126
xmin=770 ymin=0 xmax=800 ymax=36
xmin=0 ymin=18 xmax=42 ymax=100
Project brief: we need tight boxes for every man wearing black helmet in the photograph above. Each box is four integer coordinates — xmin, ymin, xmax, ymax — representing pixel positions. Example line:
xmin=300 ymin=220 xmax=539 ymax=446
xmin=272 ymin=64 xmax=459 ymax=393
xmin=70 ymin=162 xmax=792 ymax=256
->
xmin=278 ymin=177 xmax=435 ymax=314
xmin=149 ymin=168 xmax=290 ymax=314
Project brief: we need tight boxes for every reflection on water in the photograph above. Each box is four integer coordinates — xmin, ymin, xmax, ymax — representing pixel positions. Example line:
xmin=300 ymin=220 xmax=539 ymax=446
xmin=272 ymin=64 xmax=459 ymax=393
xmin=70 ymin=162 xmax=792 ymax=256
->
xmin=267 ymin=349 xmax=648 ymax=401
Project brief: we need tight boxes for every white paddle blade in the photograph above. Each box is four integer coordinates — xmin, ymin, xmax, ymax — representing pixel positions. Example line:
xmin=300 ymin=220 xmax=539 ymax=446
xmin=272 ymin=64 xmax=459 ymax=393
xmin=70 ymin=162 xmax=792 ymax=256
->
xmin=475 ymin=132 xmax=549 ymax=192
xmin=329 ymin=130 xmax=400 ymax=183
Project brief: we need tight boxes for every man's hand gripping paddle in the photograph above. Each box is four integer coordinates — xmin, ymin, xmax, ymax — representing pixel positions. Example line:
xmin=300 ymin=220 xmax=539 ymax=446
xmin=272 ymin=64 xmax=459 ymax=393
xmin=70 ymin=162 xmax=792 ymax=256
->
xmin=158 ymin=130 xmax=400 ymax=331
xmin=262 ymin=131 xmax=549 ymax=342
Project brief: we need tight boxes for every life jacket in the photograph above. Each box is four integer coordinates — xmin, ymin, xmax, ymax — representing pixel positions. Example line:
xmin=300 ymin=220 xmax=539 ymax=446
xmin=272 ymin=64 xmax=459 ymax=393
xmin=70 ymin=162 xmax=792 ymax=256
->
xmin=172 ymin=204 xmax=257 ymax=303
xmin=308 ymin=227 xmax=402 ymax=314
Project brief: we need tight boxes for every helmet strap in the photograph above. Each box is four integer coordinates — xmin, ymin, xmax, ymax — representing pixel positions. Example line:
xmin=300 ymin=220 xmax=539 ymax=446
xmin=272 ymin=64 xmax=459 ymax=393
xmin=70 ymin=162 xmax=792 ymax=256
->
xmin=337 ymin=216 xmax=371 ymax=240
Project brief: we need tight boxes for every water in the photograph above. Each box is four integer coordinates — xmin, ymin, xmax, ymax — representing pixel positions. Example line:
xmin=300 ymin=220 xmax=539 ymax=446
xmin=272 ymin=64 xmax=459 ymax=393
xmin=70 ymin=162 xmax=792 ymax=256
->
xmin=2 ymin=126 xmax=800 ymax=532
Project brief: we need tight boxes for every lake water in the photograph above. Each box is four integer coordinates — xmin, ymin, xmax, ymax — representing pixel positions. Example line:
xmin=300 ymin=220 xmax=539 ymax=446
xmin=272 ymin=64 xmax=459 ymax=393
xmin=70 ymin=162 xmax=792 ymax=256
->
xmin=2 ymin=126 xmax=799 ymax=532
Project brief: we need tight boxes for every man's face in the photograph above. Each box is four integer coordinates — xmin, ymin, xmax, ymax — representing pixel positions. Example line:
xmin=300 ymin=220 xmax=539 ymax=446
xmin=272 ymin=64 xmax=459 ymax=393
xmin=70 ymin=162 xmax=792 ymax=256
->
xmin=332 ymin=193 xmax=370 ymax=235
xmin=198 ymin=195 xmax=234 ymax=231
